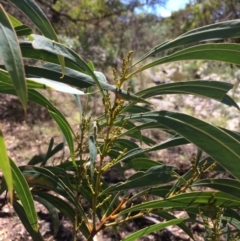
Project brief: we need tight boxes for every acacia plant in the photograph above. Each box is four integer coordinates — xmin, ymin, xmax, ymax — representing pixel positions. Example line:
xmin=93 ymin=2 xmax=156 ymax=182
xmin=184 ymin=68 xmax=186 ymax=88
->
xmin=0 ymin=1 xmax=240 ymax=241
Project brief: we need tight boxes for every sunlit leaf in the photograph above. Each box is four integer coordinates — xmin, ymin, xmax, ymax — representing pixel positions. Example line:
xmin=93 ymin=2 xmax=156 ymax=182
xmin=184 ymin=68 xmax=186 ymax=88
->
xmin=7 ymin=13 xmax=22 ymax=27
xmin=10 ymin=159 xmax=38 ymax=231
xmin=87 ymin=61 xmax=94 ymax=71
xmin=30 ymin=35 xmax=150 ymax=104
xmin=28 ymin=77 xmax=86 ymax=95
xmin=135 ymin=20 xmax=240 ymax=64
xmin=25 ymin=64 xmax=93 ymax=88
xmin=31 ymin=34 xmax=105 ymax=98
xmin=89 ymin=135 xmax=97 ymax=179
xmin=7 ymin=14 xmax=32 ymax=36
xmin=9 ymin=0 xmax=65 ymax=74
xmin=137 ymin=81 xmax=232 ymax=99
xmin=0 ymin=5 xmax=27 ymax=110
xmin=9 ymin=0 xmax=57 ymax=41
xmin=136 ymin=80 xmax=238 ymax=109
xmin=15 ymin=24 xmax=32 ymax=36
xmin=0 ymin=126 xmax=12 ymax=201
xmin=141 ymin=44 xmax=240 ymax=71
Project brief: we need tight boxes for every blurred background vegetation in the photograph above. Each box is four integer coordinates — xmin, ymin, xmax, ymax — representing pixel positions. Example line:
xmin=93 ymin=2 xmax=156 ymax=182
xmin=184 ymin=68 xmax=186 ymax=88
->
xmin=1 ymin=0 xmax=240 ymax=71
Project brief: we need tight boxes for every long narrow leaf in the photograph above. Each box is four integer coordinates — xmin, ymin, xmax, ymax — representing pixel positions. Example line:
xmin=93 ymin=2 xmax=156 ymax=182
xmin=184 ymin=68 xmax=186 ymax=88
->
xmin=121 ymin=219 xmax=184 ymax=241
xmin=0 ymin=5 xmax=27 ymax=110
xmin=13 ymin=200 xmax=43 ymax=241
xmin=136 ymin=81 xmax=233 ymax=100
xmin=20 ymin=41 xmax=80 ymax=71
xmin=22 ymin=166 xmax=85 ymax=217
xmin=45 ymin=142 xmax=64 ymax=163
xmin=141 ymin=43 xmax=240 ymax=71
xmin=119 ymin=191 xmax=240 ymax=216
xmin=192 ymin=179 xmax=240 ymax=201
xmin=124 ymin=158 xmax=162 ymax=171
xmin=30 ymin=35 xmax=149 ymax=104
xmin=32 ymin=192 xmax=75 ymax=221
xmin=31 ymin=34 xmax=105 ymax=99
xmin=0 ymin=126 xmax=13 ymax=201
xmin=223 ymin=209 xmax=240 ymax=230
xmin=0 ymin=66 xmax=83 ymax=93
xmin=89 ymin=135 xmax=97 ymax=179
xmin=34 ymin=196 xmax=59 ymax=235
xmin=28 ymin=77 xmax=86 ymax=95
xmin=125 ymin=111 xmax=240 ymax=180
xmin=135 ymin=20 xmax=240 ymax=64
xmin=25 ymin=64 xmax=94 ymax=88
xmin=28 ymin=141 xmax=64 ymax=166
xmin=154 ymin=211 xmax=194 ymax=239
xmin=0 ymin=89 xmax=80 ymax=169
xmin=9 ymin=0 xmax=65 ymax=72
xmin=41 ymin=137 xmax=54 ymax=167
xmin=106 ymin=135 xmax=189 ymax=169
xmin=15 ymin=24 xmax=32 ymax=36
xmin=136 ymin=80 xmax=238 ymax=109
xmin=48 ymin=111 xmax=76 ymax=166
xmin=7 ymin=13 xmax=22 ymax=27
xmin=10 ymin=159 xmax=38 ymax=231
xmin=32 ymin=191 xmax=90 ymax=238
xmin=20 ymin=48 xmax=149 ymax=103
xmin=100 ymin=165 xmax=176 ymax=195
xmin=7 ymin=14 xmax=32 ymax=36
xmin=9 ymin=0 xmax=57 ymax=41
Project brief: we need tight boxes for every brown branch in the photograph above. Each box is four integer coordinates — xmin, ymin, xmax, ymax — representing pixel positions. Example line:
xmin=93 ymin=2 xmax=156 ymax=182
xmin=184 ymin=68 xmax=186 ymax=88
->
xmin=37 ymin=0 xmax=166 ymax=25
xmin=37 ymin=0 xmax=127 ymax=24
xmin=87 ymin=193 xmax=132 ymax=241
xmin=51 ymin=8 xmax=126 ymax=24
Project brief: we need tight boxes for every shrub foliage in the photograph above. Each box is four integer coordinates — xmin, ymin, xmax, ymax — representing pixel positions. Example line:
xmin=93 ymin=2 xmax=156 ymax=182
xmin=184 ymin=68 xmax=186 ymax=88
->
xmin=0 ymin=1 xmax=240 ymax=240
